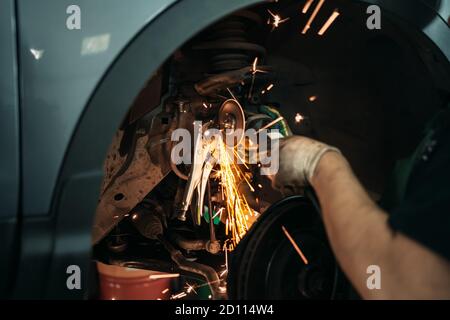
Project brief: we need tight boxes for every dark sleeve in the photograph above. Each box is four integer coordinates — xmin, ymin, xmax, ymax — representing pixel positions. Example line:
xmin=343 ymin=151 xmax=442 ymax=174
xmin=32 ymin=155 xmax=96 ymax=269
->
xmin=388 ymin=131 xmax=450 ymax=262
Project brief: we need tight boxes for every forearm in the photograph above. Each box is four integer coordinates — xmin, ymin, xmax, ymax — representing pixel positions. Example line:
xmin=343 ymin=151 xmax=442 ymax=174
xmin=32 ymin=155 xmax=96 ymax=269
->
xmin=310 ymin=152 xmax=393 ymax=298
xmin=310 ymin=152 xmax=450 ymax=299
xmin=274 ymin=136 xmax=450 ymax=298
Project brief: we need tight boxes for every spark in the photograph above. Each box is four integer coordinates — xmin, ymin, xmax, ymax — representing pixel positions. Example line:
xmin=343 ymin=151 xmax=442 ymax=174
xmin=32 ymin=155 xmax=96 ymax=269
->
xmin=249 ymin=57 xmax=268 ymax=76
xmin=149 ymin=273 xmax=180 ymax=280
xmin=232 ymin=148 xmax=250 ymax=170
xmin=302 ymin=0 xmax=315 ymax=14
xmin=248 ymin=57 xmax=268 ymax=99
xmin=257 ymin=183 xmax=263 ymax=189
xmin=251 ymin=57 xmax=259 ymax=75
xmin=226 ymin=87 xmax=238 ymax=101
xmin=257 ymin=116 xmax=284 ymax=133
xmin=219 ymin=269 xmax=228 ymax=277
xmin=208 ymin=295 xmax=212 ymax=299
xmin=295 ymin=113 xmax=304 ymax=124
xmin=193 ymin=279 xmax=221 ymax=290
xmin=185 ymin=282 xmax=198 ymax=295
xmin=217 ymin=138 xmax=256 ymax=246
xmin=309 ymin=95 xmax=317 ymax=102
xmin=318 ymin=10 xmax=340 ymax=36
xmin=302 ymin=0 xmax=325 ymax=34
xmin=203 ymin=102 xmax=210 ymax=109
xmin=171 ymin=279 xmax=222 ymax=300
xmin=132 ymin=213 xmax=138 ymax=220
xmin=224 ymin=244 xmax=229 ymax=273
xmin=212 ymin=207 xmax=225 ymax=220
xmin=281 ymin=226 xmax=309 ymax=265
xmin=261 ymin=83 xmax=274 ymax=95
xmin=171 ymin=292 xmax=187 ymax=300
xmin=162 ymin=288 xmax=169 ymax=294
xmin=192 ymin=281 xmax=219 ymax=292
xmin=267 ymin=10 xmax=290 ymax=30
xmin=248 ymin=58 xmax=258 ymax=99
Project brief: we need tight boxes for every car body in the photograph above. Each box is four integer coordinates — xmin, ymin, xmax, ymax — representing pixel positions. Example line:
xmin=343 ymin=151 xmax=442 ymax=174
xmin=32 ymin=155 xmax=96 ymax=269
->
xmin=0 ymin=0 xmax=448 ymax=299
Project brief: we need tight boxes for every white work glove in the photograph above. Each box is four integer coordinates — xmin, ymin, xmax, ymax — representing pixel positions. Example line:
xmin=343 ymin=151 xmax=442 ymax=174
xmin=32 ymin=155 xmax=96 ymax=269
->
xmin=270 ymin=135 xmax=341 ymax=195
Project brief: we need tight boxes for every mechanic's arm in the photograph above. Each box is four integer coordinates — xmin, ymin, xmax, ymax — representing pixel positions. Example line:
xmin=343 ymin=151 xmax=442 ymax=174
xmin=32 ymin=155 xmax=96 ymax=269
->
xmin=272 ymin=136 xmax=450 ymax=299
xmin=312 ymin=151 xmax=450 ymax=299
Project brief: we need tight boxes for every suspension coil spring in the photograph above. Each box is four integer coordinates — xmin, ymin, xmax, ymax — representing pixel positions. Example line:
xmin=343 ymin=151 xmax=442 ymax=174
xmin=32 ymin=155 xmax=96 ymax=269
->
xmin=193 ymin=11 xmax=266 ymax=74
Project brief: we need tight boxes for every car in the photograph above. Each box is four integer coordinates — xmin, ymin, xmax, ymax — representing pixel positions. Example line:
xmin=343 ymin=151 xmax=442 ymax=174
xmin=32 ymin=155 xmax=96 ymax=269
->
xmin=0 ymin=0 xmax=449 ymax=300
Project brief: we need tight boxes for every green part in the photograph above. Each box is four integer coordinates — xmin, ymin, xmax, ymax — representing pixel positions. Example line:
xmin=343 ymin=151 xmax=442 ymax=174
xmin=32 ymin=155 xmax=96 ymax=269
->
xmin=203 ymin=206 xmax=221 ymax=225
xmin=259 ymin=105 xmax=292 ymax=137
xmin=197 ymin=282 xmax=212 ymax=300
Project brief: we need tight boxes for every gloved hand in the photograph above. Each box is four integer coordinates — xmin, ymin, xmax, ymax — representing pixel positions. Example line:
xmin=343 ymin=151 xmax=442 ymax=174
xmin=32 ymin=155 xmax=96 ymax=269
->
xmin=270 ymin=135 xmax=341 ymax=195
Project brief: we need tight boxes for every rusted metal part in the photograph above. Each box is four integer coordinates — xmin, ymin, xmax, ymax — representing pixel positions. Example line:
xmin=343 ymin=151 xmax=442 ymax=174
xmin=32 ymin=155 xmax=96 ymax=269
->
xmin=100 ymin=130 xmax=127 ymax=194
xmin=93 ymin=131 xmax=171 ymax=244
xmin=93 ymin=104 xmax=195 ymax=244
xmin=131 ymin=199 xmax=165 ymax=240
xmin=93 ymin=122 xmax=170 ymax=244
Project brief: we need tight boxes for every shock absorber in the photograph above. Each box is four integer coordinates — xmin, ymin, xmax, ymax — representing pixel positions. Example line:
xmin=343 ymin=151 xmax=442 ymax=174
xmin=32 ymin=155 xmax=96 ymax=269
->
xmin=193 ymin=11 xmax=266 ymax=74
xmin=192 ymin=11 xmax=272 ymax=100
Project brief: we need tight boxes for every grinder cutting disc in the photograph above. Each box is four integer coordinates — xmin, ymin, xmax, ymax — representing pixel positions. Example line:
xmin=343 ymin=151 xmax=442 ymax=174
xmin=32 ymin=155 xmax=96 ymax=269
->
xmin=218 ymin=99 xmax=245 ymax=147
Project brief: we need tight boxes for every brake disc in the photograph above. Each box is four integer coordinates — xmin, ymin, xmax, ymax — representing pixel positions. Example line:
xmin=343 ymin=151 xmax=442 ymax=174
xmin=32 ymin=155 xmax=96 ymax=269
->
xmin=228 ymin=196 xmax=347 ymax=299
